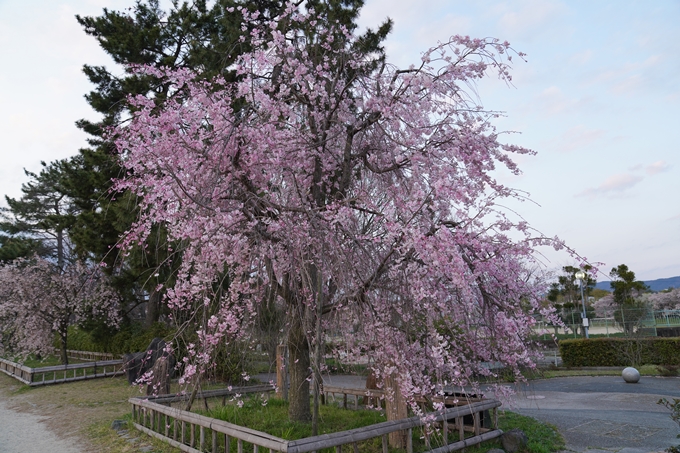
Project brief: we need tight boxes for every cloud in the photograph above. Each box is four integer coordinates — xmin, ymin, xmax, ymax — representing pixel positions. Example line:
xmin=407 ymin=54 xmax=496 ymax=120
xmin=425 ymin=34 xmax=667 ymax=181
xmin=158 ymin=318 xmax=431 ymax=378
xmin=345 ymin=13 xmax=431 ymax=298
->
xmin=533 ymin=86 xmax=594 ymax=116
xmin=646 ymin=160 xmax=671 ymax=175
xmin=546 ymin=124 xmax=605 ymax=153
xmin=570 ymin=49 xmax=593 ymax=65
xmin=577 ymin=173 xmax=643 ymax=198
xmin=493 ymin=0 xmax=568 ymax=40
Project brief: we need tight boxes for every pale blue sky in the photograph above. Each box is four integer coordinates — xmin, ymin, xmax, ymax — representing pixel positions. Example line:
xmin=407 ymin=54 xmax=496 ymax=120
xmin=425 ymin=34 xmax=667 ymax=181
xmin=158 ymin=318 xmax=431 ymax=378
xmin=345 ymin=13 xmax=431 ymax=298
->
xmin=1 ymin=0 xmax=678 ymax=280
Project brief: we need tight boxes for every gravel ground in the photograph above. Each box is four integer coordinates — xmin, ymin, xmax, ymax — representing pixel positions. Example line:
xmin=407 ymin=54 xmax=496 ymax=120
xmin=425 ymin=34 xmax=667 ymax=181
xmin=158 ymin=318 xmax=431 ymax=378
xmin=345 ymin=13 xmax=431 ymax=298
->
xmin=0 ymin=397 xmax=82 ymax=453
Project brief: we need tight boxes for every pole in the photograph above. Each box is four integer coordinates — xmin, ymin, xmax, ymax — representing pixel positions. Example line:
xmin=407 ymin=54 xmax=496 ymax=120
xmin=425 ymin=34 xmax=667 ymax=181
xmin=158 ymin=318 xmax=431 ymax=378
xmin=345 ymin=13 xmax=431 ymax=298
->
xmin=579 ymin=279 xmax=589 ymax=339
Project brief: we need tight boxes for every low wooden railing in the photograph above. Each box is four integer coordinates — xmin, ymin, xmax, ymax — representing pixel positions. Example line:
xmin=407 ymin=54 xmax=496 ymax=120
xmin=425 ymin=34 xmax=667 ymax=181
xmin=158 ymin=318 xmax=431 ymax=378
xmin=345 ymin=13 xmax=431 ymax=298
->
xmin=130 ymin=385 xmax=502 ymax=453
xmin=0 ymin=357 xmax=124 ymax=386
xmin=61 ymin=349 xmax=117 ymax=361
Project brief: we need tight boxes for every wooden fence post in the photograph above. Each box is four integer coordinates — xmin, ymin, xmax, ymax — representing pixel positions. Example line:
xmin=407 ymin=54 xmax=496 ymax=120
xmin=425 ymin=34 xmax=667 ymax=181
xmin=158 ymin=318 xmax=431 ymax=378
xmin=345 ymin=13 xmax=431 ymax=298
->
xmin=384 ymin=374 xmax=407 ymax=449
xmin=276 ymin=345 xmax=287 ymax=400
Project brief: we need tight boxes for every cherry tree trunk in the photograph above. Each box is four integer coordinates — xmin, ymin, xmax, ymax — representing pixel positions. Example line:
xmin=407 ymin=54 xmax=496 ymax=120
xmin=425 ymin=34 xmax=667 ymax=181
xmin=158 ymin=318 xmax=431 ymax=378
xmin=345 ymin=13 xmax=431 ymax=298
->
xmin=385 ymin=374 xmax=407 ymax=448
xmin=59 ymin=332 xmax=69 ymax=366
xmin=287 ymin=307 xmax=311 ymax=421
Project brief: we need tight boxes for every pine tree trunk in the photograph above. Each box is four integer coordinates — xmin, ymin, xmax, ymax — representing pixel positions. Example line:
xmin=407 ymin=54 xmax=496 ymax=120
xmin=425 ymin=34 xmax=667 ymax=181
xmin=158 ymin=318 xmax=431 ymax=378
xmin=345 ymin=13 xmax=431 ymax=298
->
xmin=287 ymin=306 xmax=311 ymax=422
xmin=145 ymin=289 xmax=161 ymax=328
xmin=59 ymin=330 xmax=69 ymax=366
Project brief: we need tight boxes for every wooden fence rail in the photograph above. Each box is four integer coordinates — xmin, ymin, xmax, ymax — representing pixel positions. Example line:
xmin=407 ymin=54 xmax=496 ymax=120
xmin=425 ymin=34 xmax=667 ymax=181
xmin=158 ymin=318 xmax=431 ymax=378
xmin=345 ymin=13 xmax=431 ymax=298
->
xmin=0 ymin=357 xmax=124 ymax=386
xmin=58 ymin=349 xmax=117 ymax=361
xmin=130 ymin=385 xmax=502 ymax=453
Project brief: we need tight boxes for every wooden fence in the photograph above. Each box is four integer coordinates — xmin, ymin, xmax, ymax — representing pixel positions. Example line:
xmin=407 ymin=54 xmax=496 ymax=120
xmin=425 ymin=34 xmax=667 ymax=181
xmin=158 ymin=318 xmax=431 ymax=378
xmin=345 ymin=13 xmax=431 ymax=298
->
xmin=130 ymin=384 xmax=502 ymax=453
xmin=0 ymin=357 xmax=124 ymax=386
xmin=60 ymin=349 xmax=117 ymax=361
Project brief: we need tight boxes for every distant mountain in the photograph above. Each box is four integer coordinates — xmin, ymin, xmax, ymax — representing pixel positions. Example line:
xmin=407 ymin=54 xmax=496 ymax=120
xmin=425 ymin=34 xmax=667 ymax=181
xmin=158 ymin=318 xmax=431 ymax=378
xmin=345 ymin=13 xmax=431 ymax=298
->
xmin=595 ymin=276 xmax=680 ymax=292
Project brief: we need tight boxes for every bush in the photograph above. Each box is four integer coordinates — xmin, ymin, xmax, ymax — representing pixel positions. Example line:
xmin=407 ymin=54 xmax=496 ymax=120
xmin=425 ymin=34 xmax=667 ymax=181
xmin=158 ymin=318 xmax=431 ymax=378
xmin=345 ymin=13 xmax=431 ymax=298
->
xmin=560 ymin=337 xmax=680 ymax=367
xmin=66 ymin=323 xmax=175 ymax=355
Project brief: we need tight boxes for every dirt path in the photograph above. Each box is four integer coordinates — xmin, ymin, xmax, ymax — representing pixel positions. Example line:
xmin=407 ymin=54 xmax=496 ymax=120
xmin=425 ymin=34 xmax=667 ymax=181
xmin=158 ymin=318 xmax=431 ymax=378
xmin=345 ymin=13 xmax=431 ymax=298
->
xmin=0 ymin=396 xmax=82 ymax=453
xmin=0 ymin=372 xmax=151 ymax=453
xmin=0 ymin=371 xmax=87 ymax=452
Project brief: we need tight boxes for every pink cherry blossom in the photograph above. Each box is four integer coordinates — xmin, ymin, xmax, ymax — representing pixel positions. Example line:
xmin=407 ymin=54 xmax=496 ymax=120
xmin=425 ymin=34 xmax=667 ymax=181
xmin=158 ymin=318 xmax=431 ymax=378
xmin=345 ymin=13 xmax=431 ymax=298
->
xmin=113 ymin=3 xmax=569 ymax=418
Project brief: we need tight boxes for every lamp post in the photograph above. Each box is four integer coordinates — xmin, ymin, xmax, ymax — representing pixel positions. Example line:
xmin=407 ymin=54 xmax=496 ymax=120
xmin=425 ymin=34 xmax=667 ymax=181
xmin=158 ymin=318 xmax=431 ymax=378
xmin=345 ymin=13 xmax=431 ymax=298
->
xmin=575 ymin=270 xmax=590 ymax=339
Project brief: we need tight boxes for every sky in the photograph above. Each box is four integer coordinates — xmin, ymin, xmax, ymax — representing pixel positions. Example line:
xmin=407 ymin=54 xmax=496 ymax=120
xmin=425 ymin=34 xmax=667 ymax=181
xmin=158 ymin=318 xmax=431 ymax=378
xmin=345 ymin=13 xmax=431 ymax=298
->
xmin=0 ymin=0 xmax=678 ymax=281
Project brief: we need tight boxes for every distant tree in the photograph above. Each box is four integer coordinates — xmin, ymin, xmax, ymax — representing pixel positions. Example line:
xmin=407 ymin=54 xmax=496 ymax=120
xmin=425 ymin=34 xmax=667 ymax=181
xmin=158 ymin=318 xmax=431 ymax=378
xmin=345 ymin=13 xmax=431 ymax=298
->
xmin=0 ymin=257 xmax=120 ymax=364
xmin=0 ymin=160 xmax=75 ymax=267
xmin=547 ymin=265 xmax=595 ymax=336
xmin=644 ymin=287 xmax=680 ymax=311
xmin=610 ymin=264 xmax=648 ymax=305
xmin=0 ymin=235 xmax=47 ymax=263
xmin=609 ymin=264 xmax=650 ymax=336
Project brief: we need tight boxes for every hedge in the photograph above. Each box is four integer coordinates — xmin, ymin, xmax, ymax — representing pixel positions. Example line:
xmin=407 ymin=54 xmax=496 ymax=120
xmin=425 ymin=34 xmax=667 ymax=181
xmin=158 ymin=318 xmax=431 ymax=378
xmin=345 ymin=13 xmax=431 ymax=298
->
xmin=559 ymin=337 xmax=680 ymax=367
xmin=66 ymin=322 xmax=175 ymax=356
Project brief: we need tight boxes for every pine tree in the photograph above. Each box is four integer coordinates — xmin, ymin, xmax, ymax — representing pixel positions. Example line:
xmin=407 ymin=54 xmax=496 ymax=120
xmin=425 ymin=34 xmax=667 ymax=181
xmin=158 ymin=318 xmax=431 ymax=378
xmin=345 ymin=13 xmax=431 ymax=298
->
xmin=66 ymin=0 xmax=389 ymax=329
xmin=0 ymin=160 xmax=75 ymax=267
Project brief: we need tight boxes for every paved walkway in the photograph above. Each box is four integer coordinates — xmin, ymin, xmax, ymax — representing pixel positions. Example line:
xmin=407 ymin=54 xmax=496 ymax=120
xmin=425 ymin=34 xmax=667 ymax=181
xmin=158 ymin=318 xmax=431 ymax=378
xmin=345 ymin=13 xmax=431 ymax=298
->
xmin=259 ymin=373 xmax=680 ymax=452
xmin=504 ymin=376 xmax=680 ymax=453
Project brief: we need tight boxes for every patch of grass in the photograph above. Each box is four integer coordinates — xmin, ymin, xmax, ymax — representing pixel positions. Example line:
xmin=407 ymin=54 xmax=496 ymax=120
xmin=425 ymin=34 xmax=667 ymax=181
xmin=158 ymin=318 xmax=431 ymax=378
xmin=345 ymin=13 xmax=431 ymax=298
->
xmin=203 ymin=395 xmax=387 ymax=440
xmin=2 ymin=354 xmax=87 ymax=368
xmin=537 ymin=364 xmax=658 ymax=379
xmin=324 ymin=358 xmax=369 ymax=375
xmin=88 ymin=416 xmax=178 ymax=453
xmin=201 ymin=395 xmax=563 ymax=453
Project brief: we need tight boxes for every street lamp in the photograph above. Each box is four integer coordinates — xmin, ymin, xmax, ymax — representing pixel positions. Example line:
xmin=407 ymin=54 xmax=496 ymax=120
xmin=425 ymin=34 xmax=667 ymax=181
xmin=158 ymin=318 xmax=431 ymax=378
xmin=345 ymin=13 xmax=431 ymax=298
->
xmin=574 ymin=270 xmax=590 ymax=339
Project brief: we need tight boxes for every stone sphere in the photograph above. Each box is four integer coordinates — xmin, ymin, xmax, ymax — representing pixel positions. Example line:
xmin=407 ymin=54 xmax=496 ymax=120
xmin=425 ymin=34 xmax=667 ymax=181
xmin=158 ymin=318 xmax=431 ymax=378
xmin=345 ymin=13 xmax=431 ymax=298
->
xmin=622 ymin=367 xmax=640 ymax=383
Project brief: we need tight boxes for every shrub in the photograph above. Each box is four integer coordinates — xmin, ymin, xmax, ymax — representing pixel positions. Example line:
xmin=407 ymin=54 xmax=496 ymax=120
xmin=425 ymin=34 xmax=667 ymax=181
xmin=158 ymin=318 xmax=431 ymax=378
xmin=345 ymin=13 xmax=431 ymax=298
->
xmin=560 ymin=337 xmax=680 ymax=367
xmin=66 ymin=323 xmax=174 ymax=355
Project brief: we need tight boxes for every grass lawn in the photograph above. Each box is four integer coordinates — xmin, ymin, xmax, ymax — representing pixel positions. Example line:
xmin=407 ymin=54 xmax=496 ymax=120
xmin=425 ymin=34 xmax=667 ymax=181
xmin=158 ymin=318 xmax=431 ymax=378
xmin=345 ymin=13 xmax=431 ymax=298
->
xmin=200 ymin=394 xmax=564 ymax=453
xmin=533 ymin=364 xmax=659 ymax=379
xmin=2 ymin=354 xmax=87 ymax=368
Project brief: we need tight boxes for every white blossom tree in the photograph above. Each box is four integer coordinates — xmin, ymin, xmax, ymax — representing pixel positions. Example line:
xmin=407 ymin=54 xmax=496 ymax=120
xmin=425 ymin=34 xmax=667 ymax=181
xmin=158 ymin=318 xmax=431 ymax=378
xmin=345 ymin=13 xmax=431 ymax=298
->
xmin=0 ymin=257 xmax=120 ymax=364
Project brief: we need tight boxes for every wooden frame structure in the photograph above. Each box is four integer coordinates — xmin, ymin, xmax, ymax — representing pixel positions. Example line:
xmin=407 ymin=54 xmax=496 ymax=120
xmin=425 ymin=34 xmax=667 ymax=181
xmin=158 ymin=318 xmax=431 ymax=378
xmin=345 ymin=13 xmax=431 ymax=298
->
xmin=0 ymin=357 xmax=124 ymax=386
xmin=130 ymin=385 xmax=503 ymax=453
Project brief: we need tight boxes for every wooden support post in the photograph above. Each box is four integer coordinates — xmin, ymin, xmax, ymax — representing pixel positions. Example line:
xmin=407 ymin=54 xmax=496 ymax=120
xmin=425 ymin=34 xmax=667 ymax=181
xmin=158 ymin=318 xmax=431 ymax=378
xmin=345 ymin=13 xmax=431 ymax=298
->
xmin=181 ymin=421 xmax=186 ymax=445
xmin=407 ymin=427 xmax=413 ymax=453
xmin=212 ymin=430 xmax=217 ymax=453
xmin=276 ymin=345 xmax=287 ymax=400
xmin=457 ymin=416 xmax=464 ymax=441
xmin=237 ymin=438 xmax=243 ymax=453
xmin=225 ymin=434 xmax=230 ymax=453
xmin=200 ymin=426 xmax=205 ymax=450
xmin=382 ymin=434 xmax=388 ymax=453
xmin=352 ymin=442 xmax=359 ymax=453
xmin=165 ymin=414 xmax=169 ymax=437
xmin=335 ymin=446 xmax=342 ymax=453
xmin=190 ymin=423 xmax=195 ymax=448
xmin=474 ymin=411 xmax=480 ymax=436
xmin=173 ymin=419 xmax=177 ymax=441
xmin=343 ymin=394 xmax=348 ymax=409
xmin=443 ymin=417 xmax=448 ymax=445
xmin=384 ymin=374 xmax=407 ymax=449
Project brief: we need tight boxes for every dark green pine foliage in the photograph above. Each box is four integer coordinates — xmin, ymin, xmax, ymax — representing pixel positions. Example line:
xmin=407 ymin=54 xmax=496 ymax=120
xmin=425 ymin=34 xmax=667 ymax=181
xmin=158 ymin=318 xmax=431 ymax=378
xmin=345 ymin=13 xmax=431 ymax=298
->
xmin=0 ymin=161 xmax=75 ymax=267
xmin=609 ymin=264 xmax=650 ymax=336
xmin=67 ymin=0 xmax=390 ymax=328
xmin=66 ymin=0 xmax=287 ymax=326
xmin=547 ymin=265 xmax=596 ymax=336
xmin=610 ymin=264 xmax=649 ymax=305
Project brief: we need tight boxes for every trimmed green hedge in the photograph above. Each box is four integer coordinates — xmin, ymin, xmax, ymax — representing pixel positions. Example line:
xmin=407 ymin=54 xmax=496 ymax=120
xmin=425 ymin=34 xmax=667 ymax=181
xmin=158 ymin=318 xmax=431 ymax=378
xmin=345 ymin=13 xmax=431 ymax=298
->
xmin=66 ymin=323 xmax=175 ymax=355
xmin=560 ymin=337 xmax=680 ymax=367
